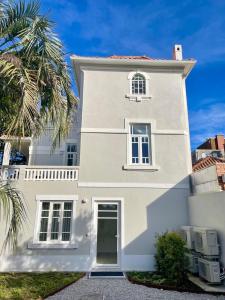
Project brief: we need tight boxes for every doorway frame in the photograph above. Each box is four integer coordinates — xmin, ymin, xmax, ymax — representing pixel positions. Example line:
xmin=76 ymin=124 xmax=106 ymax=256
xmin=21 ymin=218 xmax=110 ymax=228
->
xmin=91 ymin=197 xmax=124 ymax=270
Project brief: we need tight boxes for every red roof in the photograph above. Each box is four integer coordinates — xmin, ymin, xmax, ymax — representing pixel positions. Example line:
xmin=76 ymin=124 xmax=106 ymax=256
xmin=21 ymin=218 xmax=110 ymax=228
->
xmin=108 ymin=55 xmax=152 ymax=60
xmin=193 ymin=156 xmax=225 ymax=172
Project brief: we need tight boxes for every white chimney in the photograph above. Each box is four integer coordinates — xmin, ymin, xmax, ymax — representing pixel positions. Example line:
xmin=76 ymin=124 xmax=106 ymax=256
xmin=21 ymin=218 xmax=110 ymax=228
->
xmin=173 ymin=44 xmax=183 ymax=60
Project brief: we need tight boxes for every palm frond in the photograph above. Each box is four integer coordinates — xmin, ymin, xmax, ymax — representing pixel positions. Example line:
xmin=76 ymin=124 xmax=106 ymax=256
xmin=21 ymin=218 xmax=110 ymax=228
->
xmin=0 ymin=182 xmax=27 ymax=252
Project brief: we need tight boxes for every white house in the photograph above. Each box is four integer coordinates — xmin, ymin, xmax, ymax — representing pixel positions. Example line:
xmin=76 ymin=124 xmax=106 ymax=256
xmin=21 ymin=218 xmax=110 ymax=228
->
xmin=0 ymin=45 xmax=196 ymax=272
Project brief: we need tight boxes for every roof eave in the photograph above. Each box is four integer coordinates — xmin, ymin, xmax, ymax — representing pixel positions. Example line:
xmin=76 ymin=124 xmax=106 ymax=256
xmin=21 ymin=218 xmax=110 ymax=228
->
xmin=71 ymin=55 xmax=196 ymax=92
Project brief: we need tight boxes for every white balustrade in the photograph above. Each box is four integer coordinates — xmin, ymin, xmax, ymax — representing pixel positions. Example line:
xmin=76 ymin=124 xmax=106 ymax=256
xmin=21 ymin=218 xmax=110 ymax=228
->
xmin=0 ymin=166 xmax=20 ymax=181
xmin=0 ymin=166 xmax=78 ymax=181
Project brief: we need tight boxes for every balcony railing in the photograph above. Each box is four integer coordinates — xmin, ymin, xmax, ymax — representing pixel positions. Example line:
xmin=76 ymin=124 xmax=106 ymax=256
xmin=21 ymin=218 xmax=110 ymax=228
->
xmin=0 ymin=165 xmax=79 ymax=181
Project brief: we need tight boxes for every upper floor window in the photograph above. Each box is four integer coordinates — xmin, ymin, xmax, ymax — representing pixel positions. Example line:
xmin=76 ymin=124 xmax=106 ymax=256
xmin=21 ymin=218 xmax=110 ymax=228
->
xmin=132 ymin=73 xmax=146 ymax=95
xmin=130 ymin=124 xmax=151 ymax=165
xmin=66 ymin=144 xmax=77 ymax=166
xmin=38 ymin=201 xmax=73 ymax=243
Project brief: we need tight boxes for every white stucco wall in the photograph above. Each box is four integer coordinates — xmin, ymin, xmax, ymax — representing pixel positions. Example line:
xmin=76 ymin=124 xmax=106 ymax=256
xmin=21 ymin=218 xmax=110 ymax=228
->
xmin=188 ymin=191 xmax=225 ymax=266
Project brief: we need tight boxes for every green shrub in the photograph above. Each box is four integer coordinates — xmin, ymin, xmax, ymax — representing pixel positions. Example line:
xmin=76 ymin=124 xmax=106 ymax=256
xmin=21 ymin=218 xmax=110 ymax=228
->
xmin=155 ymin=231 xmax=188 ymax=286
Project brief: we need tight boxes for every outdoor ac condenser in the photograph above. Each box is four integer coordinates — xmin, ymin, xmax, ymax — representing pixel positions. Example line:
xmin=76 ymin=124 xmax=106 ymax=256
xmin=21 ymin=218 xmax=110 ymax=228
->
xmin=193 ymin=227 xmax=219 ymax=256
xmin=198 ymin=258 xmax=221 ymax=284
xmin=181 ymin=226 xmax=195 ymax=249
xmin=185 ymin=253 xmax=199 ymax=274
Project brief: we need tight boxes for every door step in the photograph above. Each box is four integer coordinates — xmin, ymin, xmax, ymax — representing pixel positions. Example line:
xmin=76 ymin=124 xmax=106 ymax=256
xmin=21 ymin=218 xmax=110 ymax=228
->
xmin=88 ymin=271 xmax=125 ymax=279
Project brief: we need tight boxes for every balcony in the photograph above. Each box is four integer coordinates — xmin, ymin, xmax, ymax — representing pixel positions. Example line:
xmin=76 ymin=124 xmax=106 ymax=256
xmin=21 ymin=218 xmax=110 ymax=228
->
xmin=0 ymin=165 xmax=79 ymax=181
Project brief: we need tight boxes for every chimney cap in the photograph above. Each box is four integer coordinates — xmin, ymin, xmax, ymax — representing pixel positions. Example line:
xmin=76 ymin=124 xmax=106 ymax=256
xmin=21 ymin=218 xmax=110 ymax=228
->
xmin=173 ymin=44 xmax=183 ymax=61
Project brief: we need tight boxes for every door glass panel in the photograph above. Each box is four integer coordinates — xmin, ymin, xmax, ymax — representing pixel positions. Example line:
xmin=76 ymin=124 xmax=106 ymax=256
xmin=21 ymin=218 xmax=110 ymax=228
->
xmin=96 ymin=218 xmax=117 ymax=264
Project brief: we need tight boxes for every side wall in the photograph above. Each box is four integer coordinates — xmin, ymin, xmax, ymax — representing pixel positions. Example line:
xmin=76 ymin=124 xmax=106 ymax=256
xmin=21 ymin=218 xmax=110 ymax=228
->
xmin=188 ymin=191 xmax=225 ymax=266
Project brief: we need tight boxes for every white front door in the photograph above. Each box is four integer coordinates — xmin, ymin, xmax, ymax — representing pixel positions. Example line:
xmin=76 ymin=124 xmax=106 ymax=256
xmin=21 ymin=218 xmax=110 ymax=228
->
xmin=93 ymin=201 xmax=121 ymax=267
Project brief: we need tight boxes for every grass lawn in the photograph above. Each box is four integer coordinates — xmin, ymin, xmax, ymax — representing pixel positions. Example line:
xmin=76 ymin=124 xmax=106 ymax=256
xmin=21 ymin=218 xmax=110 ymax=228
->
xmin=0 ymin=272 xmax=84 ymax=300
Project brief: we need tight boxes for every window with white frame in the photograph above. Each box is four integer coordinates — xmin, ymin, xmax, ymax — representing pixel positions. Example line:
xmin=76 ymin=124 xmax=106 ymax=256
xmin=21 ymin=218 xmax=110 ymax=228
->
xmin=130 ymin=124 xmax=151 ymax=165
xmin=66 ymin=144 xmax=77 ymax=166
xmin=38 ymin=201 xmax=73 ymax=243
xmin=132 ymin=73 xmax=146 ymax=95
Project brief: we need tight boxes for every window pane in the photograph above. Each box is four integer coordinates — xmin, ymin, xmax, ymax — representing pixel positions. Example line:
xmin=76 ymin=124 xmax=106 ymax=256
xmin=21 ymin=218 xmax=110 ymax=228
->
xmin=132 ymin=74 xmax=146 ymax=95
xmin=39 ymin=200 xmax=73 ymax=243
xmin=51 ymin=233 xmax=58 ymax=240
xmin=142 ymin=142 xmax=149 ymax=162
xmin=62 ymin=218 xmax=71 ymax=233
xmin=53 ymin=203 xmax=60 ymax=210
xmin=71 ymin=145 xmax=76 ymax=152
xmin=132 ymin=124 xmax=147 ymax=135
xmin=40 ymin=218 xmax=48 ymax=232
xmin=132 ymin=142 xmax=139 ymax=162
xmin=98 ymin=211 xmax=117 ymax=218
xmin=98 ymin=204 xmax=117 ymax=211
xmin=42 ymin=202 xmax=50 ymax=210
xmin=39 ymin=233 xmax=47 ymax=241
xmin=62 ymin=233 xmax=70 ymax=241
xmin=67 ymin=158 xmax=73 ymax=166
xmin=64 ymin=202 xmax=72 ymax=210
xmin=41 ymin=210 xmax=49 ymax=217
xmin=64 ymin=210 xmax=71 ymax=217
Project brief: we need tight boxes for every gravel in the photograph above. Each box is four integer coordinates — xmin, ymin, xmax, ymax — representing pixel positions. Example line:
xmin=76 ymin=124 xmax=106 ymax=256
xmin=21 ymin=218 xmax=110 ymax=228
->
xmin=47 ymin=276 xmax=225 ymax=300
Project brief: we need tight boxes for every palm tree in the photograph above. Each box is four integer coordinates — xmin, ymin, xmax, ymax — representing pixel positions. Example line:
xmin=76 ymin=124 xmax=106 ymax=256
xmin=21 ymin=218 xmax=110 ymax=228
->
xmin=0 ymin=0 xmax=77 ymax=250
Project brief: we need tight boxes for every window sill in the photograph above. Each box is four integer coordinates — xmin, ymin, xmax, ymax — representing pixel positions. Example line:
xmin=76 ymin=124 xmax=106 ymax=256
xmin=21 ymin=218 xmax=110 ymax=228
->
xmin=123 ymin=164 xmax=160 ymax=171
xmin=125 ymin=94 xmax=152 ymax=102
xmin=27 ymin=242 xmax=78 ymax=249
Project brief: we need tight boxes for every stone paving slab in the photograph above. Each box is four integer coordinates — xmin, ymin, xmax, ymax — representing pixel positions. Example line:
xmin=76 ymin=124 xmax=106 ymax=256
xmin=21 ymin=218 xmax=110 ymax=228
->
xmin=47 ymin=276 xmax=225 ymax=300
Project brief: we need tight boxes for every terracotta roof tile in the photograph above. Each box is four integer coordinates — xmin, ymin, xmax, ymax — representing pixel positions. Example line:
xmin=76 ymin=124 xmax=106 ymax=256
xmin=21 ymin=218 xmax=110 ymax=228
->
xmin=193 ymin=156 xmax=225 ymax=172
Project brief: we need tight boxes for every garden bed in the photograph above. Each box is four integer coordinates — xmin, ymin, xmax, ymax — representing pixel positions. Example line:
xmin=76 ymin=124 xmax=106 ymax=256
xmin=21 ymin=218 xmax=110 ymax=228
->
xmin=0 ymin=272 xmax=84 ymax=300
xmin=127 ymin=272 xmax=206 ymax=294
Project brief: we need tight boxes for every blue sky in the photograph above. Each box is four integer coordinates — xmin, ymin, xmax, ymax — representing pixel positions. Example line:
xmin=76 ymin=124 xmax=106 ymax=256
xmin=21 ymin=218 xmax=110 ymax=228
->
xmin=41 ymin=0 xmax=225 ymax=149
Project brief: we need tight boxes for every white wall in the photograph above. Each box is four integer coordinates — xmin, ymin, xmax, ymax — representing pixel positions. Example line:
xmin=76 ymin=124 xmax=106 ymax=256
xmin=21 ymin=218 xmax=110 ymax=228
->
xmin=188 ymin=191 xmax=225 ymax=266
xmin=191 ymin=165 xmax=221 ymax=194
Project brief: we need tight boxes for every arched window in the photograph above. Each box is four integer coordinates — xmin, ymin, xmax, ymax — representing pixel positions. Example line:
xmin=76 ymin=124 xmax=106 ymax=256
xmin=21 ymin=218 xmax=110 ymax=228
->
xmin=132 ymin=73 xmax=146 ymax=95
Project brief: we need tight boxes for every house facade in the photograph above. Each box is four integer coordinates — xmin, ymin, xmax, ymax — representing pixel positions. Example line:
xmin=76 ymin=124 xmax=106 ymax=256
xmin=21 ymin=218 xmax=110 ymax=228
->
xmin=192 ymin=134 xmax=225 ymax=164
xmin=0 ymin=45 xmax=195 ymax=272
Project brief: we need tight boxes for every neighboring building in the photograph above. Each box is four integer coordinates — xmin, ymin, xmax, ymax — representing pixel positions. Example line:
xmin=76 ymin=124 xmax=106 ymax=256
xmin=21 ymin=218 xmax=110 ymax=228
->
xmin=0 ymin=45 xmax=196 ymax=272
xmin=191 ymin=156 xmax=225 ymax=194
xmin=192 ymin=134 xmax=225 ymax=164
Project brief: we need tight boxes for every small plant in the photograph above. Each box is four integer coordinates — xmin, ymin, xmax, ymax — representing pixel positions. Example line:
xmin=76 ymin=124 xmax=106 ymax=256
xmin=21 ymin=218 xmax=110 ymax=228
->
xmin=155 ymin=231 xmax=188 ymax=286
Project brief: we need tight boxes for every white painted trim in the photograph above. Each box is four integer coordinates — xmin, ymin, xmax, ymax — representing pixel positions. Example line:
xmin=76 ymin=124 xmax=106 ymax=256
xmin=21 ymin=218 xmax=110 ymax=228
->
xmin=124 ymin=118 xmax=156 ymax=130
xmin=71 ymin=55 xmax=196 ymax=78
xmin=27 ymin=243 xmax=77 ymax=249
xmin=153 ymin=129 xmax=188 ymax=135
xmin=81 ymin=128 xmax=127 ymax=134
xmin=36 ymin=195 xmax=78 ymax=201
xmin=181 ymin=78 xmax=192 ymax=175
xmin=124 ymin=118 xmax=157 ymax=168
xmin=33 ymin=194 xmax=78 ymax=247
xmin=90 ymin=197 xmax=124 ymax=270
xmin=78 ymin=182 xmax=189 ymax=189
xmin=127 ymin=71 xmax=150 ymax=101
xmin=127 ymin=71 xmax=150 ymax=80
xmin=125 ymin=94 xmax=152 ymax=102
xmin=123 ymin=164 xmax=160 ymax=171
xmin=80 ymin=127 xmax=187 ymax=135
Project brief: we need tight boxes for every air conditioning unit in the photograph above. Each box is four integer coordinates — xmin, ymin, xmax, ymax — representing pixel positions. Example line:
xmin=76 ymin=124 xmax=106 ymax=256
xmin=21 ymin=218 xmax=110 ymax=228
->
xmin=185 ymin=253 xmax=199 ymax=274
xmin=180 ymin=226 xmax=195 ymax=249
xmin=198 ymin=258 xmax=221 ymax=283
xmin=193 ymin=227 xmax=219 ymax=256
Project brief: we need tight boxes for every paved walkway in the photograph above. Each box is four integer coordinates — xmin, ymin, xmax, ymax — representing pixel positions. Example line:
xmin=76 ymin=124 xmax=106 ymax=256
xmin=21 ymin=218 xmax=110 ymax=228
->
xmin=47 ymin=276 xmax=225 ymax=300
